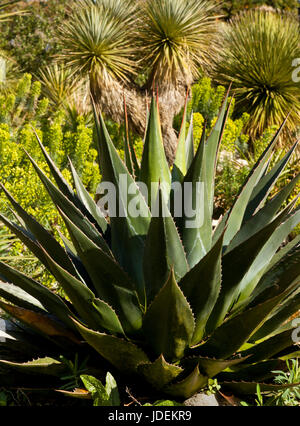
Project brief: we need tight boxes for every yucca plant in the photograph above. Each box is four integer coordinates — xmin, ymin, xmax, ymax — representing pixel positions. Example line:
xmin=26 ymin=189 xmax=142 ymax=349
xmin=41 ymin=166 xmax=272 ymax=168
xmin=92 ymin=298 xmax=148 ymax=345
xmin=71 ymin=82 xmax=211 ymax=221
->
xmin=0 ymin=92 xmax=299 ymax=399
xmin=37 ymin=64 xmax=91 ymax=126
xmin=211 ymin=10 xmax=300 ymax=138
xmin=58 ymin=0 xmax=219 ymax=163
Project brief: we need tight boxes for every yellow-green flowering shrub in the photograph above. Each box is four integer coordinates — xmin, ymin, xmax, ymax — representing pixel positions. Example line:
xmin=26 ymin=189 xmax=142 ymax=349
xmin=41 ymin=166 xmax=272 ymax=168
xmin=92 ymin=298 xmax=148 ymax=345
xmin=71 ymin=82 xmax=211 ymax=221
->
xmin=175 ymin=77 xmax=250 ymax=154
xmin=192 ymin=110 xmax=250 ymax=153
xmin=0 ymin=111 xmax=101 ymax=288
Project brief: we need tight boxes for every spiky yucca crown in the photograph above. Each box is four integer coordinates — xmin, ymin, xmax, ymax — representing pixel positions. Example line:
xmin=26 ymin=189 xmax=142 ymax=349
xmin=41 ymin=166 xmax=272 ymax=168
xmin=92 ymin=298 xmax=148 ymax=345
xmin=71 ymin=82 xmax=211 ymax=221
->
xmin=0 ymin=93 xmax=299 ymax=399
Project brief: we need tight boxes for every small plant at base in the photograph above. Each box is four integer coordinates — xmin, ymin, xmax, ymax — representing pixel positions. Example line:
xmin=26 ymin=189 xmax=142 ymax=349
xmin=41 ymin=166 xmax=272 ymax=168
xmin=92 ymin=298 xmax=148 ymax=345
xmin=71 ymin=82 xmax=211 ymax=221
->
xmin=271 ymin=359 xmax=300 ymax=406
xmin=80 ymin=373 xmax=120 ymax=407
xmin=240 ymin=384 xmax=264 ymax=406
xmin=205 ymin=379 xmax=221 ymax=396
xmin=143 ymin=400 xmax=182 ymax=406
xmin=59 ymin=354 xmax=89 ymax=391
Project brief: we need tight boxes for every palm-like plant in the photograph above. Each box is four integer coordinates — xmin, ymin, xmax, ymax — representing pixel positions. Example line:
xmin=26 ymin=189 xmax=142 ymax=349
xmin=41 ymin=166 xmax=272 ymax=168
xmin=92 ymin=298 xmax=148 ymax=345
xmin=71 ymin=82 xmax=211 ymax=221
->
xmin=0 ymin=1 xmax=25 ymax=93
xmin=0 ymin=93 xmax=299 ymax=399
xmin=0 ymin=1 xmax=25 ymax=22
xmin=58 ymin=0 xmax=219 ymax=163
xmin=137 ymin=0 xmax=217 ymax=88
xmin=211 ymin=10 xmax=300 ymax=138
xmin=37 ymin=64 xmax=91 ymax=124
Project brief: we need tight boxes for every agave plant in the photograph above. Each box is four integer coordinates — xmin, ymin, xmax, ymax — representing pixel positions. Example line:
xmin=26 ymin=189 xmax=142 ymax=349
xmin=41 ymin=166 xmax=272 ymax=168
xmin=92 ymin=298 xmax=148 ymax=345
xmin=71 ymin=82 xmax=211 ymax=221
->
xmin=0 ymin=92 xmax=299 ymax=399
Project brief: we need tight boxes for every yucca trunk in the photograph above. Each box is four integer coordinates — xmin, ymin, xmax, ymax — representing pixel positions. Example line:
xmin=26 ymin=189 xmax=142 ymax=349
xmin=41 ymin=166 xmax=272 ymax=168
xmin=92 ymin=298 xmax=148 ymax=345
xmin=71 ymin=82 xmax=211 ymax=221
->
xmin=90 ymin=78 xmax=186 ymax=165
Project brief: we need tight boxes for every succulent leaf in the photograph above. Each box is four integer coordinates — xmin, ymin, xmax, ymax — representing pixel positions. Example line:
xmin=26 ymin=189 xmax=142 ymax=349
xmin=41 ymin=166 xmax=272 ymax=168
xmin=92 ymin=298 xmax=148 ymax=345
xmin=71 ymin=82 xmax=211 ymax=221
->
xmin=185 ymin=113 xmax=195 ymax=171
xmin=223 ymin=120 xmax=287 ymax=246
xmin=196 ymin=284 xmax=299 ymax=360
xmin=143 ymin=270 xmax=195 ymax=361
xmin=69 ymin=159 xmax=108 ymax=233
xmin=180 ymin=230 xmax=224 ymax=345
xmin=137 ymin=355 xmax=183 ymax=389
xmin=207 ymin=201 xmax=299 ymax=331
xmin=0 ymin=301 xmax=80 ymax=345
xmin=72 ymin=318 xmax=149 ymax=374
xmin=0 ymin=357 xmax=66 ymax=376
xmin=164 ymin=365 xmax=208 ymax=399
xmin=181 ymin=123 xmax=211 ymax=267
xmin=0 ymin=260 xmax=75 ymax=330
xmin=243 ymin=140 xmax=299 ymax=222
xmin=143 ymin=187 xmax=188 ymax=304
xmin=93 ymin=103 xmax=151 ymax=300
xmin=139 ymin=95 xmax=171 ymax=205
xmin=172 ymin=92 xmax=188 ymax=183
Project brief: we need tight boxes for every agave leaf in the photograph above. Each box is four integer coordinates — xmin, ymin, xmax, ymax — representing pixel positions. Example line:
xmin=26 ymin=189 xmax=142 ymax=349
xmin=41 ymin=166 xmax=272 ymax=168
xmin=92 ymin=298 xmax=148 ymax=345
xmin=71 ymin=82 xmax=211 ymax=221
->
xmin=143 ymin=187 xmax=188 ymax=304
xmin=139 ymin=95 xmax=171 ymax=206
xmin=227 ymin=174 xmax=300 ymax=252
xmin=235 ymin=206 xmax=300 ymax=306
xmin=212 ymin=210 xmax=229 ymax=245
xmin=243 ymin=140 xmax=299 ymax=222
xmin=164 ymin=365 xmax=208 ymax=399
xmin=205 ymin=89 xmax=231 ymax=212
xmin=93 ymin=104 xmax=150 ymax=300
xmin=172 ymin=92 xmax=188 ymax=183
xmin=196 ymin=284 xmax=298 ymax=360
xmin=56 ymin=388 xmax=91 ymax=399
xmin=69 ymin=159 xmax=107 ymax=233
xmin=185 ymin=113 xmax=194 ymax=171
xmin=25 ymin=152 xmax=112 ymax=256
xmin=0 ymin=318 xmax=46 ymax=348
xmin=72 ymin=318 xmax=149 ymax=374
xmin=223 ymin=120 xmax=287 ymax=246
xmin=0 ymin=186 xmax=77 ymax=276
xmin=197 ymin=356 xmax=247 ymax=378
xmin=180 ymin=230 xmax=224 ymax=345
xmin=123 ymin=96 xmax=140 ymax=178
xmin=266 ymin=234 xmax=300 ymax=273
xmin=279 ymin=350 xmax=300 ymax=361
xmin=34 ymin=131 xmax=76 ymax=202
xmin=250 ymin=292 xmax=300 ymax=343
xmin=217 ymin=360 xmax=284 ymax=383
xmin=39 ymin=250 xmax=125 ymax=335
xmin=58 ymin=208 xmax=136 ymax=296
xmin=240 ymin=330 xmax=296 ymax=364
xmin=248 ymin=245 xmax=300 ymax=307
xmin=56 ymin=228 xmax=96 ymax=290
xmin=58 ymin=208 xmax=142 ymax=333
xmin=35 ymin=133 xmax=109 ymax=236
xmin=0 ymin=357 xmax=66 ymax=376
xmin=123 ymin=97 xmax=135 ymax=177
xmin=0 ymin=301 xmax=80 ymax=344
xmin=91 ymin=298 xmax=125 ymax=337
xmin=143 ymin=270 xmax=195 ymax=361
xmin=207 ymin=201 xmax=296 ymax=333
xmin=181 ymin=123 xmax=211 ymax=267
xmin=0 ymin=213 xmax=50 ymax=268
xmin=0 ymin=260 xmax=76 ymax=330
xmin=221 ymin=381 xmax=300 ymax=395
xmin=0 ymin=281 xmax=44 ymax=312
xmin=137 ymin=355 xmax=183 ymax=389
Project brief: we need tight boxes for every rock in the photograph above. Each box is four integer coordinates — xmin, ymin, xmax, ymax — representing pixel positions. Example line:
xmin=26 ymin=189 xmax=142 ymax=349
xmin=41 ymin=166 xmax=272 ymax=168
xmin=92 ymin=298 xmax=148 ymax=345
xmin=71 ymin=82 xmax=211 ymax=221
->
xmin=217 ymin=150 xmax=249 ymax=173
xmin=184 ymin=392 xmax=233 ymax=406
xmin=184 ymin=393 xmax=220 ymax=406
